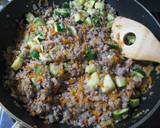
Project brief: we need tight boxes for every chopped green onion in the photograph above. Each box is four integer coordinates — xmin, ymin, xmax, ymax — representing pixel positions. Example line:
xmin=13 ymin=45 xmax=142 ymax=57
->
xmin=129 ymin=99 xmax=140 ymax=108
xmin=85 ymin=63 xmax=96 ymax=74
xmin=54 ymin=8 xmax=70 ymax=17
xmin=11 ymin=53 xmax=24 ymax=71
xmin=30 ymin=50 xmax=40 ymax=59
xmin=133 ymin=68 xmax=146 ymax=78
xmin=26 ymin=13 xmax=35 ymax=23
xmin=101 ymin=74 xmax=115 ymax=93
xmin=113 ymin=108 xmax=129 ymax=120
xmin=115 ymin=76 xmax=126 ymax=88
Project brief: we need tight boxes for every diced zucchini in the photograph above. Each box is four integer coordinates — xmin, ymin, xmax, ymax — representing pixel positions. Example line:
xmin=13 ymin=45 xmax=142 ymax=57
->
xmin=26 ymin=13 xmax=35 ymax=23
xmin=87 ymin=72 xmax=99 ymax=90
xmin=78 ymin=0 xmax=86 ymax=5
xmin=54 ymin=22 xmax=64 ymax=32
xmin=106 ymin=20 xmax=113 ymax=29
xmin=30 ymin=50 xmax=40 ymax=59
xmin=35 ymin=65 xmax=44 ymax=75
xmin=11 ymin=53 xmax=24 ymax=71
xmin=85 ymin=17 xmax=92 ymax=26
xmin=85 ymin=64 xmax=96 ymax=74
xmin=129 ymin=99 xmax=140 ymax=108
xmin=101 ymin=74 xmax=115 ymax=93
xmin=115 ymin=76 xmax=126 ymax=88
xmin=74 ymin=13 xmax=83 ymax=24
xmin=113 ymin=108 xmax=129 ymax=120
xmin=107 ymin=13 xmax=115 ymax=21
xmin=133 ymin=68 xmax=146 ymax=78
xmin=49 ymin=64 xmax=59 ymax=76
xmin=84 ymin=0 xmax=95 ymax=9
xmin=54 ymin=8 xmax=70 ymax=17
xmin=33 ymin=17 xmax=45 ymax=26
xmin=85 ymin=47 xmax=96 ymax=61
xmin=66 ymin=25 xmax=77 ymax=36
xmin=87 ymin=8 xmax=96 ymax=15
xmin=95 ymin=2 xmax=105 ymax=10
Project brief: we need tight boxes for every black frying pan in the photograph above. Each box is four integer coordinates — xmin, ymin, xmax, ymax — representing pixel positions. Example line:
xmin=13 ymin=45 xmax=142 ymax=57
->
xmin=0 ymin=0 xmax=160 ymax=128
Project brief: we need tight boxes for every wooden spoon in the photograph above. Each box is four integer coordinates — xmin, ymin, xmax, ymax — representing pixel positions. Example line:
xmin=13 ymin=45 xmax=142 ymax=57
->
xmin=112 ymin=16 xmax=160 ymax=63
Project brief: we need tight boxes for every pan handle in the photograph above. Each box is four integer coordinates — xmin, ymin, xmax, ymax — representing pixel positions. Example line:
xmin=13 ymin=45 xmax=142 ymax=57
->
xmin=11 ymin=121 xmax=25 ymax=128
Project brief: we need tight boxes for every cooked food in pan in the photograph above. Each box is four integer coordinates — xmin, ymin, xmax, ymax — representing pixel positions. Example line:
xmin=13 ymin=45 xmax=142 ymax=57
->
xmin=4 ymin=0 xmax=154 ymax=127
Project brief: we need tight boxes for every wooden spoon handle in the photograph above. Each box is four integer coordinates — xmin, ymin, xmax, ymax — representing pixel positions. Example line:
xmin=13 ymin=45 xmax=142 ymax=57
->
xmin=112 ymin=16 xmax=160 ymax=63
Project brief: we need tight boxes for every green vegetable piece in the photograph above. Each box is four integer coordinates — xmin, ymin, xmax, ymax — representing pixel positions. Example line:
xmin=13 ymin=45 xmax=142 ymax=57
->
xmin=85 ymin=48 xmax=96 ymax=61
xmin=101 ymin=74 xmax=115 ymax=93
xmin=84 ymin=0 xmax=95 ymax=8
xmin=66 ymin=26 xmax=77 ymax=36
xmin=74 ymin=13 xmax=83 ymax=24
xmin=113 ymin=108 xmax=129 ymax=120
xmin=107 ymin=13 xmax=115 ymax=21
xmin=78 ymin=0 xmax=86 ymax=5
xmin=54 ymin=8 xmax=70 ymax=17
xmin=30 ymin=50 xmax=40 ymax=59
xmin=26 ymin=13 xmax=35 ymax=23
xmin=124 ymin=33 xmax=136 ymax=45
xmin=133 ymin=68 xmax=146 ymax=78
xmin=108 ymin=43 xmax=119 ymax=49
xmin=36 ymin=32 xmax=45 ymax=41
xmin=35 ymin=65 xmax=44 ymax=75
xmin=92 ymin=16 xmax=100 ymax=26
xmin=85 ymin=17 xmax=92 ymax=26
xmin=63 ymin=2 xmax=70 ymax=8
xmin=85 ymin=64 xmax=96 ymax=74
xmin=95 ymin=2 xmax=105 ymax=10
xmin=87 ymin=8 xmax=96 ymax=15
xmin=11 ymin=53 xmax=23 ymax=71
xmin=49 ymin=64 xmax=59 ymax=76
xmin=129 ymin=99 xmax=140 ymax=108
xmin=87 ymin=72 xmax=99 ymax=90
xmin=33 ymin=17 xmax=45 ymax=26
xmin=115 ymin=76 xmax=126 ymax=88
xmin=106 ymin=20 xmax=113 ymax=29
xmin=54 ymin=22 xmax=64 ymax=32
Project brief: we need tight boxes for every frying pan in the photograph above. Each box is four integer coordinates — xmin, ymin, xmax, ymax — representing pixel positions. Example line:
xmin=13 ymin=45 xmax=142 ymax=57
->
xmin=0 ymin=0 xmax=160 ymax=128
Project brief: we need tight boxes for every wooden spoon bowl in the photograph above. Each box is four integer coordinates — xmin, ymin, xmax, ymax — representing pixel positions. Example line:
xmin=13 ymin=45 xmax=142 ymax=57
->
xmin=112 ymin=16 xmax=160 ymax=63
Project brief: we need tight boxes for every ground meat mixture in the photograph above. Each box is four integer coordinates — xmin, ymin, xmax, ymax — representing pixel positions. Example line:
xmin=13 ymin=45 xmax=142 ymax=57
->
xmin=4 ymin=0 xmax=154 ymax=127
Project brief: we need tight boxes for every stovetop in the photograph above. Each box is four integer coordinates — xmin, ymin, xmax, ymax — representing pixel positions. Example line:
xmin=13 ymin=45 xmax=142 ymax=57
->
xmin=0 ymin=0 xmax=159 ymax=128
